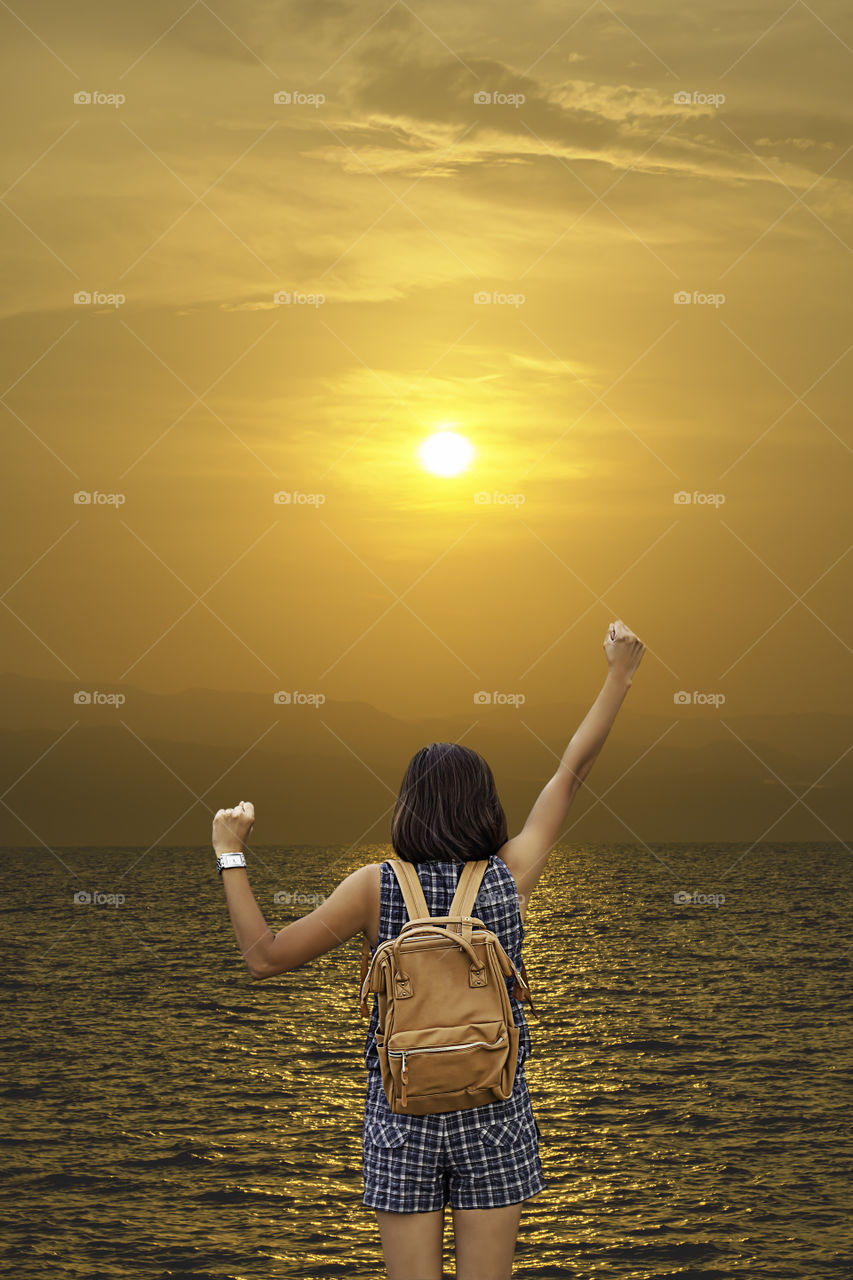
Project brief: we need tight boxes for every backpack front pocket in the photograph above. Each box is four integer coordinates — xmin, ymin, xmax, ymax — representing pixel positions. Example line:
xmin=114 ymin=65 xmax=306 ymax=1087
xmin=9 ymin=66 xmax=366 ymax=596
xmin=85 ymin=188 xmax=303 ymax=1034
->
xmin=386 ymin=1021 xmax=507 ymax=1106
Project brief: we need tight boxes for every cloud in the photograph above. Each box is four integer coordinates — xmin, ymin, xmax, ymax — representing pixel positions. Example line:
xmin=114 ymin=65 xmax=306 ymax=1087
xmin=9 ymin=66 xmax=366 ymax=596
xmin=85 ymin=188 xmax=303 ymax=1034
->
xmin=507 ymin=351 xmax=600 ymax=381
xmin=754 ymin=135 xmax=836 ymax=151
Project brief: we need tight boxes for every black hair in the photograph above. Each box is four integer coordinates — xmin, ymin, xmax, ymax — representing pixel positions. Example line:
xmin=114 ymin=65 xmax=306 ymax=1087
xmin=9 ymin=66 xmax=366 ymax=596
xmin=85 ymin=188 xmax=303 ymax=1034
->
xmin=390 ymin=742 xmax=508 ymax=864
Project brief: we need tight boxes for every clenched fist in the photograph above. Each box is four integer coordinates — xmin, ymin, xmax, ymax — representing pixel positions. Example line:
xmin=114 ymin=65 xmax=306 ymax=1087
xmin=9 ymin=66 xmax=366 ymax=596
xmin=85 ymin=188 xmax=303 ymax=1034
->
xmin=212 ymin=800 xmax=255 ymax=854
xmin=603 ymin=619 xmax=645 ymax=682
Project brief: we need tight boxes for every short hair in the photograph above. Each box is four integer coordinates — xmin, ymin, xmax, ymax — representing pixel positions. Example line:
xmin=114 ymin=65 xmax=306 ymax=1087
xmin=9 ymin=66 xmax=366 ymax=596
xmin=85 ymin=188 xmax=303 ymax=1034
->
xmin=390 ymin=742 xmax=508 ymax=864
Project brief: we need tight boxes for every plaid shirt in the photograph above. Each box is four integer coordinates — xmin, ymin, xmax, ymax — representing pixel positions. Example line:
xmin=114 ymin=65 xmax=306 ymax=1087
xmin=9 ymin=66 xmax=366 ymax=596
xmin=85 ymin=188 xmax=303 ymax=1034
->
xmin=363 ymin=854 xmax=532 ymax=1075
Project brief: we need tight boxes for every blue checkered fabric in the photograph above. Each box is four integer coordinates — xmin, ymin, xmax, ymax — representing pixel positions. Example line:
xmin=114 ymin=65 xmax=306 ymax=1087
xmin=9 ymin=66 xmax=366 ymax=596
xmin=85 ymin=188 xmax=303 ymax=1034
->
xmin=363 ymin=1060 xmax=546 ymax=1212
xmin=361 ymin=855 xmax=546 ymax=1212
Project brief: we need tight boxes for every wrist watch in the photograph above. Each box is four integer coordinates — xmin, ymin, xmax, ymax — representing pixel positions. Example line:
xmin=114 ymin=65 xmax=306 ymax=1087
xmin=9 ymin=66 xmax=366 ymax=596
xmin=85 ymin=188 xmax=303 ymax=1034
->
xmin=216 ymin=851 xmax=247 ymax=874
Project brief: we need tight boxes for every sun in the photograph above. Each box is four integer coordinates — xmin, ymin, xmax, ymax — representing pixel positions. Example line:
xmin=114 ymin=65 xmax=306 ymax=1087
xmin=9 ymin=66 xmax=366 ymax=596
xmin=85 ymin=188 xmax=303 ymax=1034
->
xmin=417 ymin=430 xmax=475 ymax=477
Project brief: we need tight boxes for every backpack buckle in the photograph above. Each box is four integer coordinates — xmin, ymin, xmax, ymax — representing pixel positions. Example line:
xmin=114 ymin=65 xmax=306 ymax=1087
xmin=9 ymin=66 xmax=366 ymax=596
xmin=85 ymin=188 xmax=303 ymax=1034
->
xmin=450 ymin=916 xmax=474 ymax=944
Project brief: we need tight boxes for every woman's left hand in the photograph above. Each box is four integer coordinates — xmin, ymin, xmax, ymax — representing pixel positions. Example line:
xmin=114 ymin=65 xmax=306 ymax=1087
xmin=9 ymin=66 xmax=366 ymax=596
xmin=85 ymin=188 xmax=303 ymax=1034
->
xmin=212 ymin=800 xmax=255 ymax=854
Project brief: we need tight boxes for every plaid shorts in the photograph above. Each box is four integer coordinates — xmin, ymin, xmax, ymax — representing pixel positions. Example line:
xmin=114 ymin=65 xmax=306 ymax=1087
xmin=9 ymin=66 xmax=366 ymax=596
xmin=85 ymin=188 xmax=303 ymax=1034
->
xmin=361 ymin=1064 xmax=547 ymax=1213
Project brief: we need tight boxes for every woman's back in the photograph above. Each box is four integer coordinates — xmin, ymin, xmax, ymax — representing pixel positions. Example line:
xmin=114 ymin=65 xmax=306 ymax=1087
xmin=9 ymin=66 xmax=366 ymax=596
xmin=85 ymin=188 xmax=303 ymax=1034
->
xmin=363 ymin=854 xmax=532 ymax=1075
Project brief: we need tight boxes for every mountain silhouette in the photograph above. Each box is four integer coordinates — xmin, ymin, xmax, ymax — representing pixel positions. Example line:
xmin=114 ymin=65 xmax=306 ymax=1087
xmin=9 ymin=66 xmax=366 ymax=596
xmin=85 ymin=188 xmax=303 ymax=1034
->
xmin=1 ymin=673 xmax=849 ymax=847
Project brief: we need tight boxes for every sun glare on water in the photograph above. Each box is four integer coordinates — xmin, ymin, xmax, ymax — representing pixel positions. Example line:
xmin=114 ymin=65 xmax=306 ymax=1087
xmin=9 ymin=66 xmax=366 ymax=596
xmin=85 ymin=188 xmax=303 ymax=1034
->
xmin=417 ymin=430 xmax=475 ymax=477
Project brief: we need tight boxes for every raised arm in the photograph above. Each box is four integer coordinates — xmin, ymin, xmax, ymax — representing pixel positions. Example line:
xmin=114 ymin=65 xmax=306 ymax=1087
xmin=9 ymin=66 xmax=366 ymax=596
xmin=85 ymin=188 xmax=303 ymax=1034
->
xmin=499 ymin=619 xmax=645 ymax=913
xmin=211 ymin=801 xmax=379 ymax=979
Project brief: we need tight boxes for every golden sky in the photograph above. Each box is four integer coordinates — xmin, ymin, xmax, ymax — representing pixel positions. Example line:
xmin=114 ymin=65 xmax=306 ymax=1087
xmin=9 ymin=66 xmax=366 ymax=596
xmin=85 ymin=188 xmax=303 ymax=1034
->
xmin=2 ymin=0 xmax=852 ymax=738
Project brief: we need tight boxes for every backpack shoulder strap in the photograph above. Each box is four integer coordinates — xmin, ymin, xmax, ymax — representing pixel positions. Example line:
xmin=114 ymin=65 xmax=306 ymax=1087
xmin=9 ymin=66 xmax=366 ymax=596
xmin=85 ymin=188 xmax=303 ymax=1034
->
xmin=448 ymin=859 xmax=489 ymax=919
xmin=359 ymin=936 xmax=372 ymax=1017
xmin=388 ymin=858 xmax=431 ymax=923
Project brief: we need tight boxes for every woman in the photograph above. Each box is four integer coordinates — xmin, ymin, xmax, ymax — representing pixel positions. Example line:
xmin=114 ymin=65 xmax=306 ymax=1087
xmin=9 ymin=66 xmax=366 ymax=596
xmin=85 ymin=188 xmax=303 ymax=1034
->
xmin=213 ymin=618 xmax=645 ymax=1279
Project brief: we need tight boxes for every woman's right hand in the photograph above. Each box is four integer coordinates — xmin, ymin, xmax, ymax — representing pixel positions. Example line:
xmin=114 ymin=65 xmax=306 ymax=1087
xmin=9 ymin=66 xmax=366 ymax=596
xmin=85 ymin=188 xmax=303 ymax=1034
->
xmin=603 ymin=619 xmax=645 ymax=681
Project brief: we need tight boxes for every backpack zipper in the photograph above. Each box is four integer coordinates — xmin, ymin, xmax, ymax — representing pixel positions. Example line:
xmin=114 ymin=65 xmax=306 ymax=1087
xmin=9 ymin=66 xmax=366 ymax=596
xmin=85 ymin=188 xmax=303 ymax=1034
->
xmin=389 ymin=1035 xmax=506 ymax=1108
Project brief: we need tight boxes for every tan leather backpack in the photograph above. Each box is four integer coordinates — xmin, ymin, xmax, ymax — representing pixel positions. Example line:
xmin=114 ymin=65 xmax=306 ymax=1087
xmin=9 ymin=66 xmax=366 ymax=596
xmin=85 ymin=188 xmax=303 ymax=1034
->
xmin=359 ymin=858 xmax=533 ymax=1116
